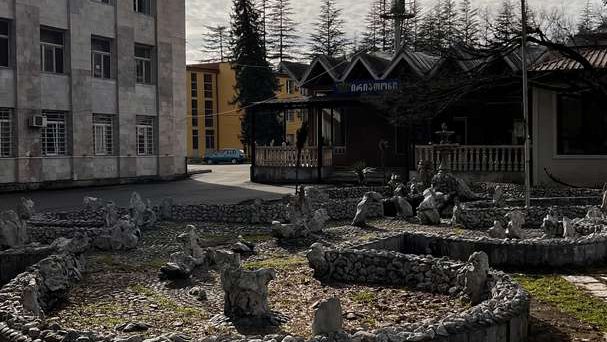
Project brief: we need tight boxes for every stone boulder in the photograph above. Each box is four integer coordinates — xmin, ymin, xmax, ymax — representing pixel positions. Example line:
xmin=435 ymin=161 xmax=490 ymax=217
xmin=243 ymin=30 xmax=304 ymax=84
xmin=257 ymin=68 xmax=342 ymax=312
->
xmin=312 ymin=297 xmax=343 ymax=335
xmin=541 ymin=210 xmax=562 ymax=238
xmin=487 ymin=220 xmax=506 ymax=239
xmin=563 ymin=217 xmax=576 ymax=238
xmin=601 ymin=184 xmax=607 ymax=214
xmin=17 ymin=197 xmax=35 ymax=220
xmin=505 ymin=211 xmax=525 ymax=239
xmin=352 ymin=192 xmax=384 ymax=227
xmin=492 ymin=186 xmax=504 ymax=207
xmin=94 ymin=219 xmax=141 ymax=251
xmin=272 ymin=221 xmax=309 ymax=239
xmin=308 ymin=209 xmax=329 ymax=232
xmin=130 ymin=192 xmax=157 ymax=229
xmin=83 ymin=196 xmax=103 ymax=211
xmin=160 ymin=252 xmax=197 ymax=279
xmin=159 ymin=198 xmax=174 ymax=220
xmin=177 ymin=225 xmax=206 ymax=265
xmin=221 ymin=267 xmax=276 ymax=319
xmin=416 ymin=189 xmax=441 ymax=225
xmin=459 ymin=251 xmax=490 ymax=305
xmin=210 ymin=249 xmax=241 ymax=269
xmin=0 ymin=210 xmax=28 ymax=249
xmin=104 ymin=202 xmax=119 ymax=228
xmin=307 ymin=243 xmax=330 ymax=279
xmin=50 ymin=235 xmax=91 ymax=255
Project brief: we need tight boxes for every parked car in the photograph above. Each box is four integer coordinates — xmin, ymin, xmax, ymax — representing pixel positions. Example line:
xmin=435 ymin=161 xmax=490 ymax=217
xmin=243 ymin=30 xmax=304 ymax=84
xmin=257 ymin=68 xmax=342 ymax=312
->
xmin=203 ymin=149 xmax=246 ymax=164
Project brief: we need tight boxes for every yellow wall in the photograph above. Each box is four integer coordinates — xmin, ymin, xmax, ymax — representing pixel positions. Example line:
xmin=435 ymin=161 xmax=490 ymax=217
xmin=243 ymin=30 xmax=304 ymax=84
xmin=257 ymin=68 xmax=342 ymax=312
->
xmin=186 ymin=63 xmax=303 ymax=159
xmin=186 ymin=69 xmax=218 ymax=158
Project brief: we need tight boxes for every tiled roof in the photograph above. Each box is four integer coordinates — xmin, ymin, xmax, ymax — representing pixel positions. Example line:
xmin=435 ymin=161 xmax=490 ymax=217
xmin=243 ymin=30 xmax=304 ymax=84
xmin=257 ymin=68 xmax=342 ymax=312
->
xmin=278 ymin=61 xmax=309 ymax=82
xmin=532 ymin=47 xmax=607 ymax=71
xmin=187 ymin=63 xmax=221 ymax=72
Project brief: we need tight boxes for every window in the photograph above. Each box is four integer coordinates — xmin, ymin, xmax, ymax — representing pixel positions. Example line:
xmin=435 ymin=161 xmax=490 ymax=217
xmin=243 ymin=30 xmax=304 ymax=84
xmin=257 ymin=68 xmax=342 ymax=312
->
xmin=135 ymin=45 xmax=153 ymax=84
xmin=285 ymin=110 xmax=294 ymax=122
xmin=41 ymin=112 xmax=67 ymax=156
xmin=0 ymin=20 xmax=9 ymax=67
xmin=136 ymin=116 xmax=154 ymax=155
xmin=203 ymin=74 xmax=213 ymax=98
xmin=286 ymin=79 xmax=297 ymax=94
xmin=205 ymin=129 xmax=215 ymax=150
xmin=134 ymin=0 xmax=152 ymax=15
xmin=191 ymin=99 xmax=198 ymax=127
xmin=204 ymin=100 xmax=214 ymax=128
xmin=557 ymin=93 xmax=607 ymax=155
xmin=192 ymin=129 xmax=199 ymax=150
xmin=93 ymin=114 xmax=113 ymax=155
xmin=191 ymin=73 xmax=198 ymax=98
xmin=0 ymin=109 xmax=12 ymax=157
xmin=40 ymin=28 xmax=64 ymax=74
xmin=91 ymin=37 xmax=112 ymax=79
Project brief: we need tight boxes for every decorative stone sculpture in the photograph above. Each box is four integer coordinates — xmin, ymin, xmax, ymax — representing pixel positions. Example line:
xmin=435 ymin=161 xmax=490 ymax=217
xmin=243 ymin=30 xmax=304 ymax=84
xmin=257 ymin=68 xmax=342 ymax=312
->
xmin=159 ymin=198 xmax=174 ymax=220
xmin=487 ymin=220 xmax=506 ymax=239
xmin=17 ymin=198 xmax=35 ymax=220
xmin=211 ymin=249 xmax=241 ymax=269
xmin=312 ymin=297 xmax=343 ymax=335
xmin=416 ymin=189 xmax=441 ymax=225
xmin=160 ymin=252 xmax=197 ymax=279
xmin=586 ymin=207 xmax=606 ymax=223
xmin=602 ymin=183 xmax=607 ymax=214
xmin=395 ymin=196 xmax=414 ymax=218
xmin=417 ymin=160 xmax=434 ymax=189
xmin=93 ymin=218 xmax=141 ymax=251
xmin=83 ymin=196 xmax=103 ymax=211
xmin=541 ymin=209 xmax=562 ymax=238
xmin=221 ymin=267 xmax=276 ymax=320
xmin=129 ymin=192 xmax=157 ymax=229
xmin=177 ymin=225 xmax=206 ymax=265
xmin=459 ymin=251 xmax=490 ymax=305
xmin=307 ymin=243 xmax=330 ymax=279
xmin=308 ymin=209 xmax=330 ymax=232
xmin=505 ymin=211 xmax=525 ymax=239
xmin=431 ymin=163 xmax=458 ymax=197
xmin=563 ymin=217 xmax=576 ymax=238
xmin=492 ymin=186 xmax=504 ymax=207
xmin=104 ymin=202 xmax=119 ymax=228
xmin=352 ymin=192 xmax=384 ymax=226
xmin=0 ymin=210 xmax=29 ymax=250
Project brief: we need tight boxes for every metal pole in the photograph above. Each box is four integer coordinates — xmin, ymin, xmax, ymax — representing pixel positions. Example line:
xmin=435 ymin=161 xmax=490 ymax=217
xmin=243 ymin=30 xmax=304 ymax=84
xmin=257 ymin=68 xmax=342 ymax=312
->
xmin=521 ymin=0 xmax=531 ymax=208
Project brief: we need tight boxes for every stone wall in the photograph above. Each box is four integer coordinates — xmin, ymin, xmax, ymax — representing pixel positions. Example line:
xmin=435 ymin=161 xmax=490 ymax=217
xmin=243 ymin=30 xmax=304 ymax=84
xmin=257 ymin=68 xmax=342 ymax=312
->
xmin=307 ymin=247 xmax=530 ymax=342
xmin=358 ymin=230 xmax=607 ymax=269
xmin=0 ymin=246 xmax=55 ymax=285
xmin=456 ymin=204 xmax=592 ymax=230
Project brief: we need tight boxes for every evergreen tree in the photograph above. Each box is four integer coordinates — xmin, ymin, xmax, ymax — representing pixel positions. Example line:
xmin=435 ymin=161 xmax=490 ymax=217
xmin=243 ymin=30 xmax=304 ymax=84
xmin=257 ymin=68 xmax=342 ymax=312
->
xmin=201 ymin=25 xmax=230 ymax=62
xmin=457 ymin=0 xmax=479 ymax=47
xmin=478 ymin=6 xmax=493 ymax=46
xmin=493 ymin=0 xmax=517 ymax=43
xmin=380 ymin=0 xmax=394 ymax=52
xmin=256 ymin=0 xmax=269 ymax=54
xmin=416 ymin=2 xmax=443 ymax=54
xmin=309 ymin=0 xmax=348 ymax=57
xmin=267 ymin=0 xmax=299 ymax=63
xmin=578 ymin=0 xmax=596 ymax=33
xmin=401 ymin=0 xmax=422 ymax=50
xmin=440 ymin=0 xmax=458 ymax=48
xmin=231 ymin=0 xmax=281 ymax=146
xmin=362 ymin=0 xmax=383 ymax=52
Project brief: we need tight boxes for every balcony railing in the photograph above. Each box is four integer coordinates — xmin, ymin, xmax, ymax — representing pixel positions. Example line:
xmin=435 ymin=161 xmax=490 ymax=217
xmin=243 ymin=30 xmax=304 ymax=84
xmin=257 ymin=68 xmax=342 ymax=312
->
xmin=256 ymin=146 xmax=333 ymax=167
xmin=415 ymin=145 xmax=525 ymax=172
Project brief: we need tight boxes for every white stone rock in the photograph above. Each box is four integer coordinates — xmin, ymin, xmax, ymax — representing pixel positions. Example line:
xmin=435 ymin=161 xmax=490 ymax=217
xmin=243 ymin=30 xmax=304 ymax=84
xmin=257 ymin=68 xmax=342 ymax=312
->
xmin=487 ymin=220 xmax=506 ymax=239
xmin=17 ymin=197 xmax=35 ymax=220
xmin=505 ymin=210 xmax=525 ymax=239
xmin=352 ymin=192 xmax=384 ymax=226
xmin=221 ymin=267 xmax=275 ymax=318
xmin=563 ymin=217 xmax=576 ymax=238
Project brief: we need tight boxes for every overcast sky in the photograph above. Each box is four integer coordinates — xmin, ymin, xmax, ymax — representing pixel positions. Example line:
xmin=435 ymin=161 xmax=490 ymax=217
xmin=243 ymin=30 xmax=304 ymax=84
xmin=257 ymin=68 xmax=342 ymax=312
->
xmin=185 ymin=0 xmax=592 ymax=63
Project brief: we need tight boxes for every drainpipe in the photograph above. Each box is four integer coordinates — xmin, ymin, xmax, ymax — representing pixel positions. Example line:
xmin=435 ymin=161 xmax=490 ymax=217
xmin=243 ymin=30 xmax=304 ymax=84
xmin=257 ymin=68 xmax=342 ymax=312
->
xmin=521 ymin=0 xmax=531 ymax=208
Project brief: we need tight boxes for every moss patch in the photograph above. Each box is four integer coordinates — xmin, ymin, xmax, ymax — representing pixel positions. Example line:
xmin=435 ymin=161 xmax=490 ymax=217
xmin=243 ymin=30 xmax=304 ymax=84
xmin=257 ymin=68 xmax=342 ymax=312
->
xmin=128 ymin=284 xmax=206 ymax=317
xmin=350 ymin=290 xmax=376 ymax=303
xmin=515 ymin=275 xmax=607 ymax=331
xmin=243 ymin=256 xmax=307 ymax=270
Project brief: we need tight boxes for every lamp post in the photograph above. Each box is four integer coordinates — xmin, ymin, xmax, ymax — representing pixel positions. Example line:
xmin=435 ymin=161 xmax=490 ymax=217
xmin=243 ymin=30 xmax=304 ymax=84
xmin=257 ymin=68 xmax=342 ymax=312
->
xmin=521 ymin=0 xmax=531 ymax=208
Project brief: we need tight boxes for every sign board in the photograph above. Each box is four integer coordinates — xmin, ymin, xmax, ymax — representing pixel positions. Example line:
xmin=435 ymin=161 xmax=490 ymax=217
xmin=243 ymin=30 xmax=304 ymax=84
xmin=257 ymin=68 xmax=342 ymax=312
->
xmin=334 ymin=79 xmax=400 ymax=94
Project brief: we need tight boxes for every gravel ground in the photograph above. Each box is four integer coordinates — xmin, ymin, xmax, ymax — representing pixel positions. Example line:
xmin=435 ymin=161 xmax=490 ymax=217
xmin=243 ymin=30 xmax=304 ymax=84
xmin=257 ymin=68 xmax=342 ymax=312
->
xmin=48 ymin=220 xmax=468 ymax=339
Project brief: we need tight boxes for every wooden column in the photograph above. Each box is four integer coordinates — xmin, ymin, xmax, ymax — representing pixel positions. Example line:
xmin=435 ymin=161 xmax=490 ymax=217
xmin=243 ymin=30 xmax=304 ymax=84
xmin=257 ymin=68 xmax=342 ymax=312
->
xmin=317 ymin=107 xmax=323 ymax=182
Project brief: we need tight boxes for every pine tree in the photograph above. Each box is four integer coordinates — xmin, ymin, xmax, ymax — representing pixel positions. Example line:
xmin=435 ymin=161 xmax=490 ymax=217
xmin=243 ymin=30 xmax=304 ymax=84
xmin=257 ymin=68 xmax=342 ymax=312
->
xmin=267 ymin=0 xmax=299 ymax=63
xmin=380 ymin=0 xmax=394 ymax=52
xmin=457 ymin=0 xmax=479 ymax=47
xmin=440 ymin=0 xmax=458 ymax=48
xmin=401 ymin=0 xmax=422 ymax=50
xmin=309 ymin=0 xmax=348 ymax=57
xmin=362 ymin=0 xmax=383 ymax=52
xmin=578 ymin=0 xmax=596 ymax=33
xmin=478 ymin=6 xmax=493 ymax=46
xmin=416 ymin=2 xmax=443 ymax=54
xmin=493 ymin=0 xmax=517 ymax=43
xmin=201 ymin=25 xmax=230 ymax=62
xmin=256 ymin=0 xmax=269 ymax=54
xmin=231 ymin=0 xmax=281 ymax=146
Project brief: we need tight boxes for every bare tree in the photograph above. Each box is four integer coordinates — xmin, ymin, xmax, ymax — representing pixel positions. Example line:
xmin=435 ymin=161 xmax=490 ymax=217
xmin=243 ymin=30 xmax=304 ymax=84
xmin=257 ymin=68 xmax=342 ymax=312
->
xmin=201 ymin=25 xmax=230 ymax=62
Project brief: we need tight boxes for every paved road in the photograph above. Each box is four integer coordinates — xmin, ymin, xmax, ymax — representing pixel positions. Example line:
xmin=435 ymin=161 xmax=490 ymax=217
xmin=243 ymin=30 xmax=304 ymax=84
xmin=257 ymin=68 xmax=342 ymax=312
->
xmin=0 ymin=164 xmax=296 ymax=211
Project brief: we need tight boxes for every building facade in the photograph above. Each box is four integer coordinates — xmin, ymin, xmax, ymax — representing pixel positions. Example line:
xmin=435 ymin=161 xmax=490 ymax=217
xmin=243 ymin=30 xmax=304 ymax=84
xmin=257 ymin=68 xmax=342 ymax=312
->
xmin=0 ymin=0 xmax=186 ymax=188
xmin=186 ymin=62 xmax=303 ymax=159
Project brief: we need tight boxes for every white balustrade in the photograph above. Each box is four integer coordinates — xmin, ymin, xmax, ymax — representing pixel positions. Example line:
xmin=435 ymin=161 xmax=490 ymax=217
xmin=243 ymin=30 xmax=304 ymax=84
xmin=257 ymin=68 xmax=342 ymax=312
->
xmin=256 ymin=146 xmax=333 ymax=168
xmin=415 ymin=145 xmax=525 ymax=173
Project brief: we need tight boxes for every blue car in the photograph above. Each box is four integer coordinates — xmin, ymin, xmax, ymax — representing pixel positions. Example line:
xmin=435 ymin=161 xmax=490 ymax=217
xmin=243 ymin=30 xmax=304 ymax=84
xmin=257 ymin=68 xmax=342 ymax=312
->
xmin=203 ymin=149 xmax=246 ymax=164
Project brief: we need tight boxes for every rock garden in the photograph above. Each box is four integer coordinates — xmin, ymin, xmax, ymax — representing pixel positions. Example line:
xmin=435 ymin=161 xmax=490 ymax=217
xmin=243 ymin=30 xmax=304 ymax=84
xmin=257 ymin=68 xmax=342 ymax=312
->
xmin=2 ymin=165 xmax=607 ymax=342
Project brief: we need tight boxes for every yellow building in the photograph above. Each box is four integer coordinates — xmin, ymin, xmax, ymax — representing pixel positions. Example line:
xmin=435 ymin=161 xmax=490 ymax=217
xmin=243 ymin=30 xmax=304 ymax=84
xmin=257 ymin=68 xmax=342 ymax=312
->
xmin=186 ymin=62 xmax=306 ymax=159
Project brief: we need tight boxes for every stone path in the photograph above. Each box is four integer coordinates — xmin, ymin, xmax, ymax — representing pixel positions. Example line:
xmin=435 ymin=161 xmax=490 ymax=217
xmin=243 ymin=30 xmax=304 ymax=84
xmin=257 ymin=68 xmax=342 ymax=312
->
xmin=563 ymin=275 xmax=607 ymax=299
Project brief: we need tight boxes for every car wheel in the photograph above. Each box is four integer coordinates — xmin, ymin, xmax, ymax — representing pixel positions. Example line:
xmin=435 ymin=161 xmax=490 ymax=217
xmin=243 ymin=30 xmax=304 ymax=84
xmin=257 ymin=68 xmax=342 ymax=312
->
xmin=231 ymin=159 xmax=238 ymax=164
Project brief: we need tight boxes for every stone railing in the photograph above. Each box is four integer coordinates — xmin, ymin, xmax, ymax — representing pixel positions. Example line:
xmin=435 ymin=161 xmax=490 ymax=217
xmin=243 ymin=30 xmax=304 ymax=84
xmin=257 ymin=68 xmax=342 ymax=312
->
xmin=256 ymin=146 xmax=333 ymax=167
xmin=416 ymin=145 xmax=525 ymax=172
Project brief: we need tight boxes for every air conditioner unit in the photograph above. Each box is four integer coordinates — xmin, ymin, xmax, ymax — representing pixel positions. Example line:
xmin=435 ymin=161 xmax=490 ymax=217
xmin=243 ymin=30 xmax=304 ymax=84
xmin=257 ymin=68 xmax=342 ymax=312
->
xmin=29 ymin=115 xmax=47 ymax=128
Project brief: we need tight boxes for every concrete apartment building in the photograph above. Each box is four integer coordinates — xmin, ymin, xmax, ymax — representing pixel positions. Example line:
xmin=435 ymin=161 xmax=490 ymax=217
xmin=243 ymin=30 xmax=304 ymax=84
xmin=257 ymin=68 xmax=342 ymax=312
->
xmin=186 ymin=62 xmax=303 ymax=159
xmin=0 ymin=0 xmax=186 ymax=189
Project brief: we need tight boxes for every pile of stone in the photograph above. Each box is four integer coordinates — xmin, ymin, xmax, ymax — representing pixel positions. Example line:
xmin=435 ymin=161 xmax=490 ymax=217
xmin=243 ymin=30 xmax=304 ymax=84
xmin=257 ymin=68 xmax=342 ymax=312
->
xmin=160 ymin=225 xmax=241 ymax=279
xmin=272 ymin=188 xmax=330 ymax=239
